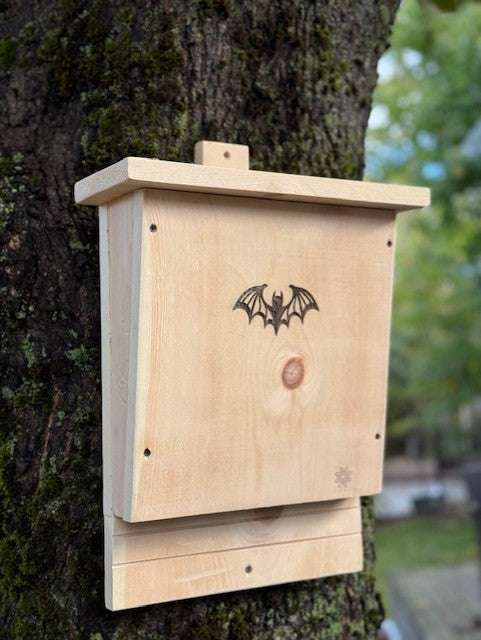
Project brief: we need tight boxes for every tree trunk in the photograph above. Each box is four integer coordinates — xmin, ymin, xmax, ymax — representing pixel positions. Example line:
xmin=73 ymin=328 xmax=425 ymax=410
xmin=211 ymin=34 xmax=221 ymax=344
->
xmin=0 ymin=1 xmax=399 ymax=638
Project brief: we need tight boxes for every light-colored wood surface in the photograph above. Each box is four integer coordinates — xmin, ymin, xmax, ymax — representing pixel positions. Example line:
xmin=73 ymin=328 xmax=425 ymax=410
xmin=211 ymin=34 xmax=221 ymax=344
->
xmin=100 ymin=193 xmax=143 ymax=517
xmin=74 ymin=156 xmax=430 ymax=211
xmin=111 ymin=499 xmax=360 ymax=564
xmin=105 ymin=499 xmax=362 ymax=610
xmin=122 ymin=188 xmax=395 ymax=522
xmin=94 ymin=144 xmax=428 ymax=609
xmin=194 ymin=140 xmax=250 ymax=169
xmin=99 ymin=205 xmax=112 ymax=514
xmin=110 ymin=534 xmax=363 ymax=610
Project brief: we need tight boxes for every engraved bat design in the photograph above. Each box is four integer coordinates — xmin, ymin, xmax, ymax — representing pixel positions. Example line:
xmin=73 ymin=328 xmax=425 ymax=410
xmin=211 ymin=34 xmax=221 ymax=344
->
xmin=233 ymin=284 xmax=319 ymax=335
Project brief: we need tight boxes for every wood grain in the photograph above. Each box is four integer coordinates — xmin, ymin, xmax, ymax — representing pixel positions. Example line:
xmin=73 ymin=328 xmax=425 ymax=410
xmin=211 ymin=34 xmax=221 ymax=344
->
xmin=110 ymin=500 xmax=361 ymax=564
xmin=98 ymin=205 xmax=112 ymax=514
xmin=194 ymin=140 xmax=250 ymax=169
xmin=110 ymin=532 xmax=363 ymax=610
xmin=100 ymin=193 xmax=143 ymax=517
xmin=122 ymin=189 xmax=395 ymax=522
xmin=74 ymin=156 xmax=430 ymax=211
xmin=94 ymin=144 xmax=427 ymax=609
xmin=105 ymin=499 xmax=362 ymax=610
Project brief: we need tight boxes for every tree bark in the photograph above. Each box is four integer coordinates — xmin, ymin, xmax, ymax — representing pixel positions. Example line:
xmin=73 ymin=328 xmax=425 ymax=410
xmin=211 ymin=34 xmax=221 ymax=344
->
xmin=0 ymin=1 xmax=399 ymax=638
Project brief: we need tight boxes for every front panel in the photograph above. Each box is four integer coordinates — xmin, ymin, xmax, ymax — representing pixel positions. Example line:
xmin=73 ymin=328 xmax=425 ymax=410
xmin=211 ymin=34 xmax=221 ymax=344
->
xmin=120 ymin=189 xmax=395 ymax=522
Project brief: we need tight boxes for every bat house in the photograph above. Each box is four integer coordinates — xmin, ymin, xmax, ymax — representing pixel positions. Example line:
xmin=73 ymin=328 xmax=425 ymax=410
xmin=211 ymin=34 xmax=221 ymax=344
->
xmin=74 ymin=141 xmax=430 ymax=610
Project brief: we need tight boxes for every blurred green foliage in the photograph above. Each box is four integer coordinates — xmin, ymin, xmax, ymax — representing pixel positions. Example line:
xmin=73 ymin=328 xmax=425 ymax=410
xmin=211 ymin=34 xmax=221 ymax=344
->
xmin=375 ymin=516 xmax=478 ymax=611
xmin=367 ymin=0 xmax=481 ymax=462
xmin=376 ymin=516 xmax=477 ymax=569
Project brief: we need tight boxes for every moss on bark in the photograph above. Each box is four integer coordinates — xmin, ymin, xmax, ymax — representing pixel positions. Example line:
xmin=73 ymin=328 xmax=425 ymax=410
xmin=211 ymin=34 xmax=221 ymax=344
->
xmin=0 ymin=1 xmax=398 ymax=637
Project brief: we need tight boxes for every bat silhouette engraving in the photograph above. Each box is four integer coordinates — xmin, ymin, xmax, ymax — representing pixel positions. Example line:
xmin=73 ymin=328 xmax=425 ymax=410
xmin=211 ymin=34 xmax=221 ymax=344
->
xmin=233 ymin=284 xmax=319 ymax=335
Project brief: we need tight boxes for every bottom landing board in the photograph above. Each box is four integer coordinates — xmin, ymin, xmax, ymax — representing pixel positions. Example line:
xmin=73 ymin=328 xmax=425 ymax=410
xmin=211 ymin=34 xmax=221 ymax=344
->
xmin=105 ymin=498 xmax=363 ymax=610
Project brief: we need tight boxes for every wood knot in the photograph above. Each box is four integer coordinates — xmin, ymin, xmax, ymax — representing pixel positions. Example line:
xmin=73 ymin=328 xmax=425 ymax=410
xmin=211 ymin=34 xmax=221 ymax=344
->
xmin=282 ymin=357 xmax=304 ymax=390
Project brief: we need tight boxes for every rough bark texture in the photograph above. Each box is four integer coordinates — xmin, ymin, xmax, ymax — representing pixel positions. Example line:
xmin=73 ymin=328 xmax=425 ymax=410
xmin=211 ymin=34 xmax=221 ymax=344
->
xmin=0 ymin=1 xmax=399 ymax=638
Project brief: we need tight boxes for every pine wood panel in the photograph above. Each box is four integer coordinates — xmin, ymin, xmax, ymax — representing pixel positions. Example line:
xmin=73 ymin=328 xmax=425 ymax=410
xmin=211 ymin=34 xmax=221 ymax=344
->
xmin=110 ymin=533 xmax=363 ymax=610
xmin=194 ymin=140 xmax=250 ymax=169
xmin=99 ymin=205 xmax=112 ymax=514
xmin=99 ymin=193 xmax=144 ymax=516
xmin=122 ymin=189 xmax=395 ymax=522
xmin=110 ymin=500 xmax=361 ymax=564
xmin=74 ymin=156 xmax=430 ymax=211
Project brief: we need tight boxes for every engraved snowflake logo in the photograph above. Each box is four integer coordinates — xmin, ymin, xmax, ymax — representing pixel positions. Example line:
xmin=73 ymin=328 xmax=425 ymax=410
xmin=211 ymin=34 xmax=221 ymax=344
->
xmin=335 ymin=466 xmax=352 ymax=489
